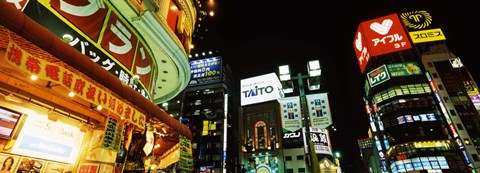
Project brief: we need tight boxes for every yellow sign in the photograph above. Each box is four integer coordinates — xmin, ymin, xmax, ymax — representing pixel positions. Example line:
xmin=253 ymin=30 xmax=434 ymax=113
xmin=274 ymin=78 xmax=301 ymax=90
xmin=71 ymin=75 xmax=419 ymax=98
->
xmin=408 ymin=28 xmax=446 ymax=43
xmin=5 ymin=40 xmax=145 ymax=129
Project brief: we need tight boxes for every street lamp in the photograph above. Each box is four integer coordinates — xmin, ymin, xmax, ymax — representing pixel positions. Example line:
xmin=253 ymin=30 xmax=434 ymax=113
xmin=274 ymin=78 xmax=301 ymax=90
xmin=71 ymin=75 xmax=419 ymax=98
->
xmin=278 ymin=60 xmax=322 ymax=173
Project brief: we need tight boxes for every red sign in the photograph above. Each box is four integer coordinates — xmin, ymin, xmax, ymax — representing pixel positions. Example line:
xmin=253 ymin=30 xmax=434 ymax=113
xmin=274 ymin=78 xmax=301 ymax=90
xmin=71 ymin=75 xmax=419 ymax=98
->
xmin=359 ymin=13 xmax=412 ymax=57
xmin=353 ymin=25 xmax=370 ymax=73
xmin=100 ymin=13 xmax=138 ymax=70
xmin=49 ymin=0 xmax=108 ymax=41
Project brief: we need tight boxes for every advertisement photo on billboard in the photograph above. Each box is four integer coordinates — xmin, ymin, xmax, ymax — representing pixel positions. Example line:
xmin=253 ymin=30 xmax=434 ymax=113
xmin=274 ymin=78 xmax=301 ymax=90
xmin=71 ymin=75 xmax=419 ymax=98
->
xmin=0 ymin=106 xmax=22 ymax=140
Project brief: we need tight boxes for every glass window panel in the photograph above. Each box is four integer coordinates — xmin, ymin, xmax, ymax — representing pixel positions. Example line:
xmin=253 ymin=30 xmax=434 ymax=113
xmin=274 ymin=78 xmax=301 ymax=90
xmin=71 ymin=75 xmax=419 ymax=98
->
xmin=395 ymin=87 xmax=403 ymax=96
xmin=388 ymin=89 xmax=396 ymax=98
xmin=423 ymin=84 xmax=432 ymax=93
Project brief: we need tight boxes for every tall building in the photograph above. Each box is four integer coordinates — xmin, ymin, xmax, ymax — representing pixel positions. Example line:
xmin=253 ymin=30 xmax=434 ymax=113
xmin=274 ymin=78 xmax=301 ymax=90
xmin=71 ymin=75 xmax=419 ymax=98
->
xmin=354 ymin=10 xmax=479 ymax=172
xmin=1 ymin=0 xmax=197 ymax=172
xmin=238 ymin=70 xmax=335 ymax=173
xmin=160 ymin=54 xmax=236 ymax=173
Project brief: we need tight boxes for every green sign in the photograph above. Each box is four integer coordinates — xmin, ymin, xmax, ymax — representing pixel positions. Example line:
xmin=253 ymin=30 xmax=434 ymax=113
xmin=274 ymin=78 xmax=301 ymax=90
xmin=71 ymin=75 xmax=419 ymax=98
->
xmin=387 ymin=62 xmax=421 ymax=77
xmin=367 ymin=65 xmax=390 ymax=87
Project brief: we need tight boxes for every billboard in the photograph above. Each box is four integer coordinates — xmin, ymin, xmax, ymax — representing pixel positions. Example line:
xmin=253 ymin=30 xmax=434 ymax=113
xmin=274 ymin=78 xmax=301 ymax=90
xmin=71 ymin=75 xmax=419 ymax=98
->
xmin=400 ymin=10 xmax=446 ymax=43
xmin=189 ymin=57 xmax=222 ymax=86
xmin=359 ymin=13 xmax=412 ymax=57
xmin=367 ymin=64 xmax=390 ymax=87
xmin=240 ymin=73 xmax=283 ymax=106
xmin=21 ymin=0 xmax=155 ymax=99
xmin=306 ymin=93 xmax=332 ymax=129
xmin=387 ymin=62 xmax=422 ymax=77
xmin=303 ymin=128 xmax=332 ymax=155
xmin=353 ymin=25 xmax=370 ymax=74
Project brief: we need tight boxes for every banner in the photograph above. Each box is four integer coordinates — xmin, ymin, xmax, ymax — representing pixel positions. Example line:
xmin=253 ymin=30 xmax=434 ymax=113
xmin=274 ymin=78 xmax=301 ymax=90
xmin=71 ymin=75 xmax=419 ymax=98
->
xmin=179 ymin=135 xmax=193 ymax=171
xmin=5 ymin=40 xmax=146 ymax=129
xmin=279 ymin=96 xmax=302 ymax=132
xmin=306 ymin=93 xmax=332 ymax=129
xmin=303 ymin=128 xmax=332 ymax=155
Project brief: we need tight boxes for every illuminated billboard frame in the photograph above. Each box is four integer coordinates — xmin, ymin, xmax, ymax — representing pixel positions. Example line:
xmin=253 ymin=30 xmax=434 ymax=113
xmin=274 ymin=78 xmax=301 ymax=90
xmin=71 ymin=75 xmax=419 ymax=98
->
xmin=240 ymin=73 xmax=284 ymax=106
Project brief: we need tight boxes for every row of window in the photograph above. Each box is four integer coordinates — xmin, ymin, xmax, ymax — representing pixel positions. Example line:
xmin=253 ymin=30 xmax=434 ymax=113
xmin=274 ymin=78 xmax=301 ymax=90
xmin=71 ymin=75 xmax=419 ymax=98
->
xmin=373 ymin=83 xmax=432 ymax=104
xmin=284 ymin=155 xmax=304 ymax=161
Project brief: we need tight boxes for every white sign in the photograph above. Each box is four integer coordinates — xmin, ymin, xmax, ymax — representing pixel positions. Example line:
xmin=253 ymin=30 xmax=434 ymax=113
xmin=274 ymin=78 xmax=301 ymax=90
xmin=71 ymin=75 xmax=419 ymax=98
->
xmin=12 ymin=113 xmax=85 ymax=164
xmin=240 ymin=73 xmax=284 ymax=106
xmin=279 ymin=96 xmax=302 ymax=132
xmin=306 ymin=93 xmax=332 ymax=129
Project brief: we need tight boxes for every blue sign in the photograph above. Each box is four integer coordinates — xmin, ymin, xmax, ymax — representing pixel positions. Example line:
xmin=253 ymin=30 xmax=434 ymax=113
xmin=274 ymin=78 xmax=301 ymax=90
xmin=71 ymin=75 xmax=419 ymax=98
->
xmin=19 ymin=135 xmax=73 ymax=158
xmin=189 ymin=57 xmax=222 ymax=86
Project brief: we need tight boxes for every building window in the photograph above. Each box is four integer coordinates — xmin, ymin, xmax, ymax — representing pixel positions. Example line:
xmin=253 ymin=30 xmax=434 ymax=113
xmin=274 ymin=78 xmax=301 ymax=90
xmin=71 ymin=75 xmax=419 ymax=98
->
xmin=286 ymin=169 xmax=294 ymax=173
xmin=472 ymin=154 xmax=480 ymax=161
xmin=437 ymin=84 xmax=444 ymax=90
xmin=298 ymin=168 xmax=306 ymax=173
xmin=456 ymin=123 xmax=464 ymax=130
xmin=443 ymin=97 xmax=450 ymax=103
xmin=254 ymin=121 xmax=268 ymax=149
xmin=297 ymin=155 xmax=304 ymax=160
xmin=449 ymin=109 xmax=457 ymax=116
xmin=285 ymin=156 xmax=292 ymax=161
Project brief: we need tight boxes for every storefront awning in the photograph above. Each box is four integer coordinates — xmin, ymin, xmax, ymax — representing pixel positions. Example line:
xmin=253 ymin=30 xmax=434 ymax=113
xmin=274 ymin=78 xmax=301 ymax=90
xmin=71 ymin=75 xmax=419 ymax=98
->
xmin=0 ymin=2 xmax=192 ymax=139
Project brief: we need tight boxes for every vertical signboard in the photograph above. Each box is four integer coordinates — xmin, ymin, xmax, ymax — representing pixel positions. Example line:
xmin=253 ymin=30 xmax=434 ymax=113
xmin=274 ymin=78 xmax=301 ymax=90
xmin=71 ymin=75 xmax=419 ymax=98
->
xmin=279 ymin=97 xmax=302 ymax=132
xmin=359 ymin=13 xmax=412 ymax=57
xmin=353 ymin=25 xmax=370 ymax=74
xmin=306 ymin=93 xmax=332 ymax=129
xmin=279 ymin=97 xmax=304 ymax=149
xmin=303 ymin=128 xmax=332 ymax=155
xmin=240 ymin=73 xmax=284 ymax=106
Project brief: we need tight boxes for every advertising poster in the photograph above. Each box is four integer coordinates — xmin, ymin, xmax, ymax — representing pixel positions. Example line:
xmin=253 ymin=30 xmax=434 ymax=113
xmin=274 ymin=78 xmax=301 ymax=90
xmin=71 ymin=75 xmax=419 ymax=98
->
xmin=306 ymin=93 xmax=332 ymax=129
xmin=43 ymin=162 xmax=66 ymax=173
xmin=189 ymin=57 xmax=222 ymax=86
xmin=86 ymin=130 xmax=117 ymax=163
xmin=303 ymin=128 xmax=332 ymax=155
xmin=279 ymin=97 xmax=302 ymax=132
xmin=78 ymin=163 xmax=99 ymax=173
xmin=0 ymin=153 xmax=19 ymax=173
xmin=387 ymin=62 xmax=421 ymax=77
xmin=15 ymin=157 xmax=44 ymax=173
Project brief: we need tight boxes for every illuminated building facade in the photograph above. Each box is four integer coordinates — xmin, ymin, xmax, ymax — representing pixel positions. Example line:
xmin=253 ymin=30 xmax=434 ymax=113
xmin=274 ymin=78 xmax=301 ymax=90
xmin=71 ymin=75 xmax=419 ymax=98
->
xmin=160 ymin=55 xmax=236 ymax=173
xmin=1 ymin=0 xmax=197 ymax=172
xmin=355 ymin=10 xmax=478 ymax=172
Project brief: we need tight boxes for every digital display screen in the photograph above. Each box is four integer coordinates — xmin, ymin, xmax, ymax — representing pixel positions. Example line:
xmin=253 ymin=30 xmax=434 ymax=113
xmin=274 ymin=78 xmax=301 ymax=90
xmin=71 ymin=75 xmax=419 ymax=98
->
xmin=0 ymin=106 xmax=22 ymax=139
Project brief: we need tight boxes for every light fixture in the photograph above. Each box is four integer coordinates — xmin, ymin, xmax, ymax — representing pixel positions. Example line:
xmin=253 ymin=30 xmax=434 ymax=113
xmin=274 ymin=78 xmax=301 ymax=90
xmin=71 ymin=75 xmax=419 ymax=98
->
xmin=307 ymin=60 xmax=321 ymax=77
xmin=96 ymin=105 xmax=102 ymax=111
xmin=4 ymin=93 xmax=22 ymax=103
xmin=209 ymin=11 xmax=214 ymax=17
xmin=30 ymin=75 xmax=38 ymax=80
xmin=68 ymin=91 xmax=75 ymax=97
xmin=202 ymin=52 xmax=206 ymax=56
xmin=278 ymin=65 xmax=291 ymax=81
xmin=209 ymin=51 xmax=212 ymax=55
xmin=307 ymin=77 xmax=321 ymax=91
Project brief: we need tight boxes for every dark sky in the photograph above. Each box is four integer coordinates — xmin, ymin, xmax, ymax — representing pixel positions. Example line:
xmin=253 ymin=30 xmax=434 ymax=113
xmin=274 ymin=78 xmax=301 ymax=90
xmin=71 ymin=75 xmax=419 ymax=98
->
xmin=193 ymin=0 xmax=480 ymax=170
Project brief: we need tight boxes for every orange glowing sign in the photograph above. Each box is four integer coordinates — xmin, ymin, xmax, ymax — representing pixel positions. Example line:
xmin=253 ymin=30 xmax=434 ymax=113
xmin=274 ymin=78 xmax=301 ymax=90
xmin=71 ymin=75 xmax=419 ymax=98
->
xmin=4 ymin=40 xmax=146 ymax=129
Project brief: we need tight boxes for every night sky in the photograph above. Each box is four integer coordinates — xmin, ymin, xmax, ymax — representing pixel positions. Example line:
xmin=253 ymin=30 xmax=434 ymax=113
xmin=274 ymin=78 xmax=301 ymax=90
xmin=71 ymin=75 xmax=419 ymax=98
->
xmin=193 ymin=1 xmax=480 ymax=170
